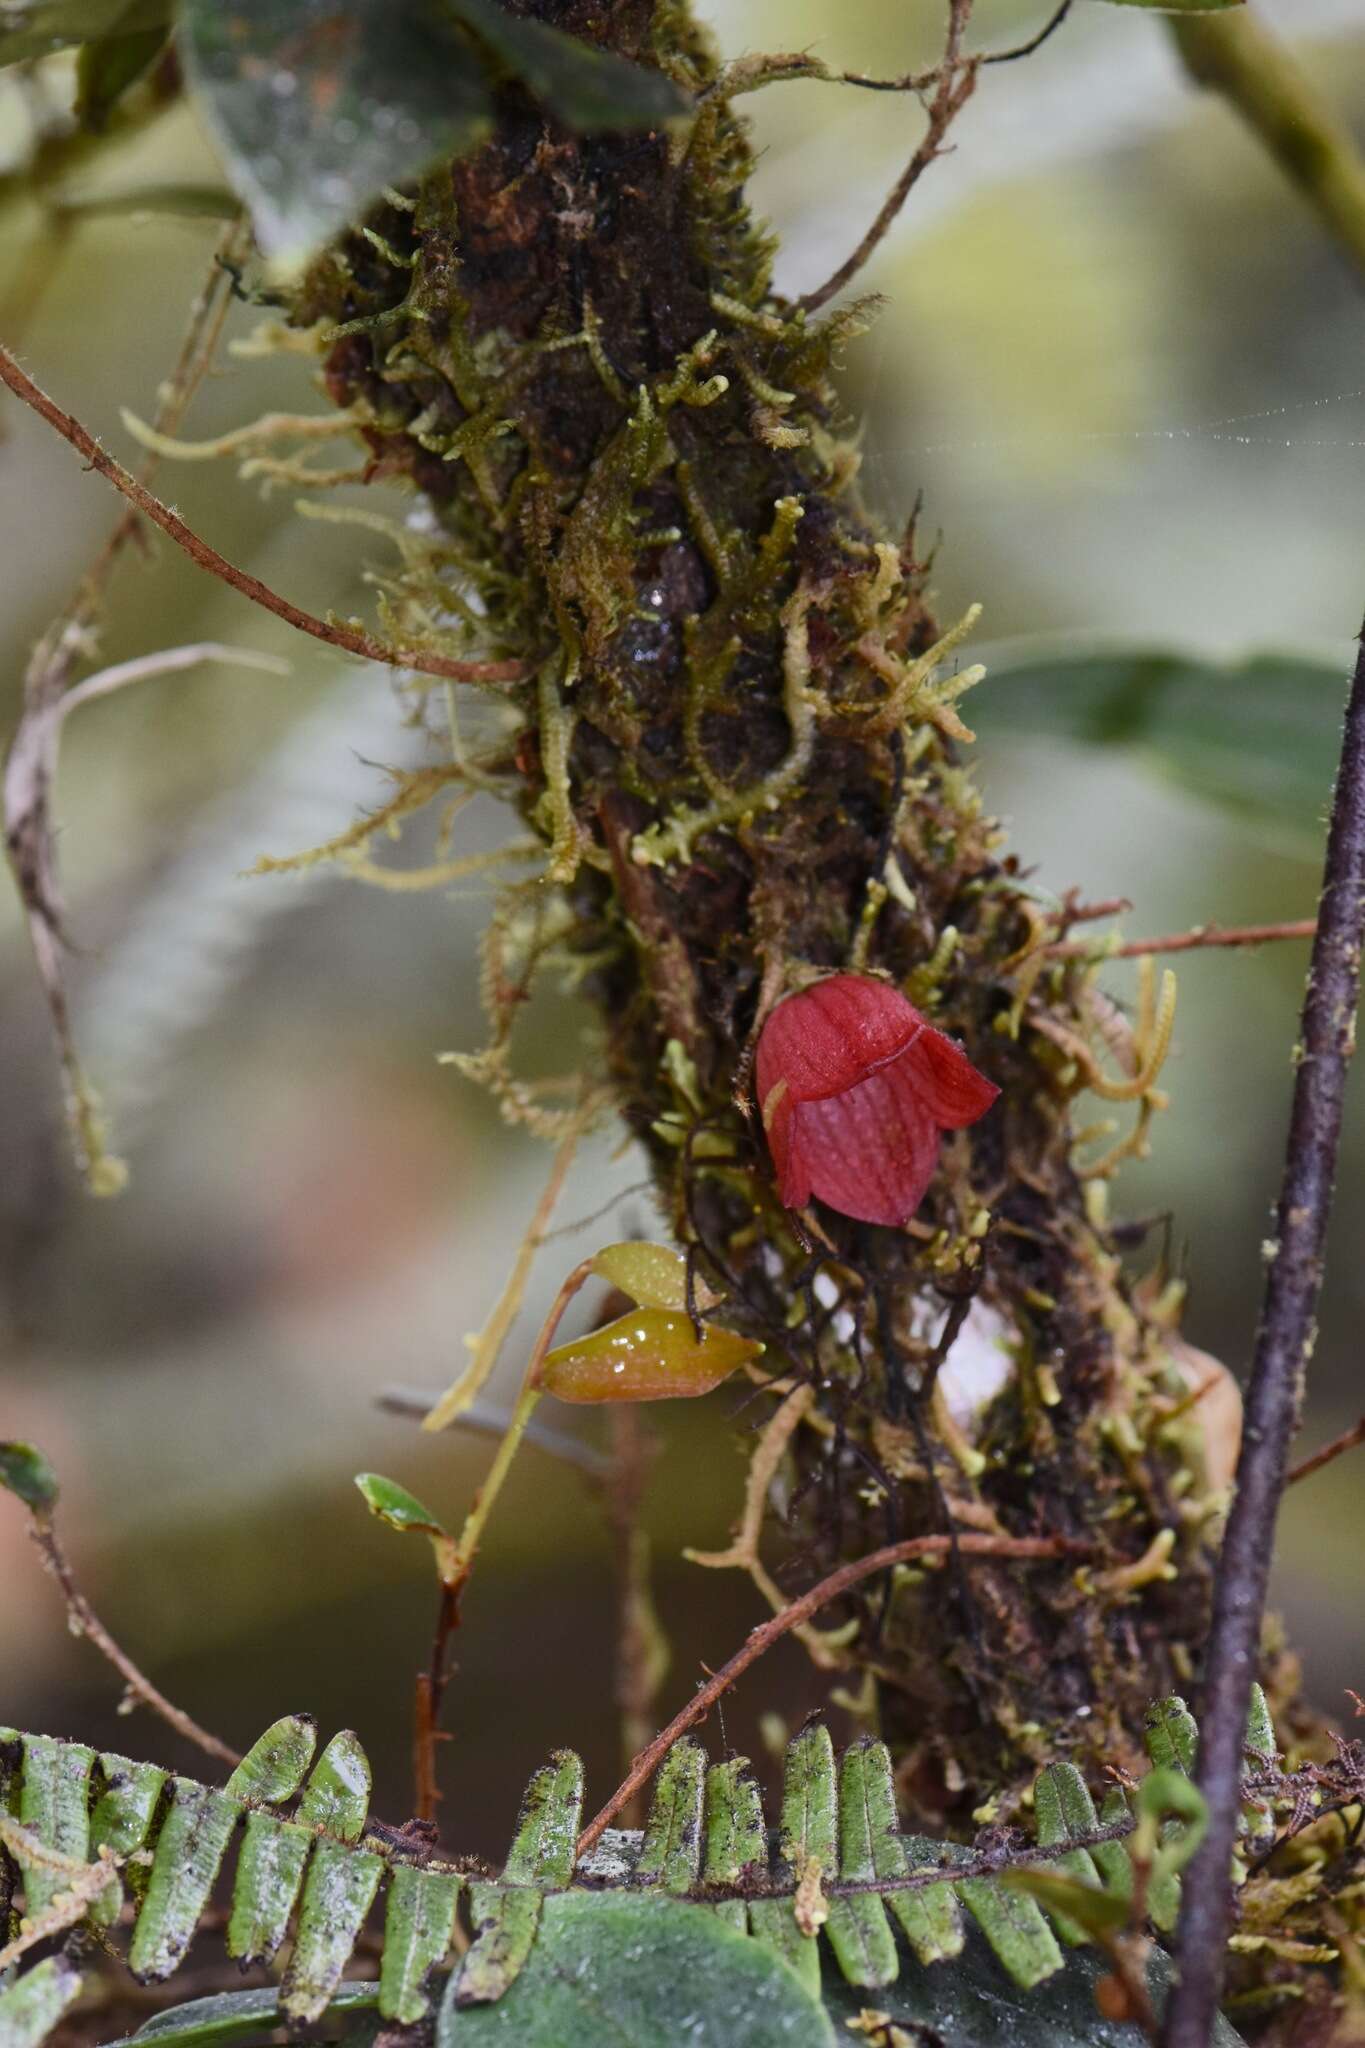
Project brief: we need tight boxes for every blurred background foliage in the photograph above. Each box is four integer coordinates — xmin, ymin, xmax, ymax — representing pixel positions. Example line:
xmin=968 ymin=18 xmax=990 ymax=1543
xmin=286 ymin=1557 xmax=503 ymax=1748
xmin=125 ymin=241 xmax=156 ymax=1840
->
xmin=0 ymin=0 xmax=1362 ymax=1856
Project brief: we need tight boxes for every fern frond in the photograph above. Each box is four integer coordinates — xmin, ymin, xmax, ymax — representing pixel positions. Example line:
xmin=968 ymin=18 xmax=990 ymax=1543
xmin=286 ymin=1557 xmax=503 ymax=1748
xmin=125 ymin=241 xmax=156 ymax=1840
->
xmin=0 ymin=1693 xmax=1270 ymax=2047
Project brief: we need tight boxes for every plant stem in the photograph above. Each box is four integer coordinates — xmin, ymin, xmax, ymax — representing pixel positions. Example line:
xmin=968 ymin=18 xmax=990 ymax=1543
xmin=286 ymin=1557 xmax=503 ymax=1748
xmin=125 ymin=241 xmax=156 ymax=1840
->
xmin=27 ymin=1514 xmax=239 ymax=1767
xmin=799 ymin=0 xmax=979 ymax=314
xmin=576 ymin=1528 xmax=1086 ymax=1858
xmin=0 ymin=343 xmax=525 ymax=687
xmin=1162 ymin=619 xmax=1365 ymax=2048
xmin=1048 ymin=917 xmax=1317 ymax=961
xmin=1286 ymin=1413 xmax=1365 ymax=1488
xmin=1169 ymin=11 xmax=1365 ymax=282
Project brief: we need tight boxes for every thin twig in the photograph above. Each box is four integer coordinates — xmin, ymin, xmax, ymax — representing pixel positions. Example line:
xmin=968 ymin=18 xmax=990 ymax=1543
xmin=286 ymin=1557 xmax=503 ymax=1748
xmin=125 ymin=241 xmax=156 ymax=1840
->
xmin=0 ymin=343 xmax=526 ymax=687
xmin=1049 ymin=917 xmax=1317 ymax=961
xmin=26 ymin=1513 xmax=239 ymax=1767
xmin=713 ymin=0 xmax=1070 ymax=104
xmin=798 ymin=0 xmax=979 ymax=316
xmin=414 ymin=1581 xmax=459 ymax=1823
xmin=1162 ymin=620 xmax=1365 ymax=2048
xmin=576 ymin=1529 xmax=1083 ymax=1857
xmin=1056 ymin=893 xmax=1133 ymax=928
xmin=378 ymin=1387 xmax=612 ymax=1479
xmin=4 ymin=643 xmax=290 ymax=1194
xmin=20 ymin=220 xmax=246 ymax=718
xmin=981 ymin=0 xmax=1073 ymax=68
xmin=1286 ymin=1414 xmax=1365 ymax=1488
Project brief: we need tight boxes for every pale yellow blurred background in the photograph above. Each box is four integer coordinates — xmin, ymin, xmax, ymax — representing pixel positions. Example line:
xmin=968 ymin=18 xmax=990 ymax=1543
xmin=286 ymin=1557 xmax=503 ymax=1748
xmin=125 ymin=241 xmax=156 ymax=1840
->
xmin=1 ymin=0 xmax=1362 ymax=1852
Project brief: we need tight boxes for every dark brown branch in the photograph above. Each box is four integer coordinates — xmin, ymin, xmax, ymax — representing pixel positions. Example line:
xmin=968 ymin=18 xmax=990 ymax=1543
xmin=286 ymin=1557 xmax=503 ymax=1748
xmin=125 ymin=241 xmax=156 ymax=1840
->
xmin=1049 ymin=917 xmax=1317 ymax=961
xmin=0 ymin=343 xmax=526 ymax=688
xmin=1162 ymin=619 xmax=1365 ymax=2048
xmin=1286 ymin=1413 xmax=1365 ymax=1487
xmin=798 ymin=0 xmax=980 ymax=316
xmin=413 ymin=1583 xmax=459 ymax=1823
xmin=27 ymin=1513 xmax=239 ymax=1767
xmin=576 ymin=1529 xmax=1085 ymax=1857
xmin=980 ymin=0 xmax=1073 ymax=68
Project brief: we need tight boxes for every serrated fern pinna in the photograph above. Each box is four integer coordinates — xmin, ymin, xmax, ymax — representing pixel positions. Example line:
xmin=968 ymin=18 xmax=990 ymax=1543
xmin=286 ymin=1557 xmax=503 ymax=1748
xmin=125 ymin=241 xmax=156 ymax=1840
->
xmin=0 ymin=1698 xmax=1261 ymax=2048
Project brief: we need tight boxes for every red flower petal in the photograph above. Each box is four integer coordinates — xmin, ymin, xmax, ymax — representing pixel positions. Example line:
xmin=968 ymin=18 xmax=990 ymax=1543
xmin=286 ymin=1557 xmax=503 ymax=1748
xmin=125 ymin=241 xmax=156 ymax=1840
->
xmin=756 ymin=974 xmax=920 ymax=1106
xmin=789 ymin=1059 xmax=942 ymax=1226
xmin=756 ymin=972 xmax=999 ymax=1225
xmin=902 ymin=1022 xmax=1002 ymax=1128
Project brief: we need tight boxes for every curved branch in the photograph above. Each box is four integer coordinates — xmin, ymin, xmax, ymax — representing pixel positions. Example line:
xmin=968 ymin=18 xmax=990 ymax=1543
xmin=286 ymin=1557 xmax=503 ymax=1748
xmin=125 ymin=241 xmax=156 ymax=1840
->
xmin=0 ymin=343 xmax=526 ymax=688
xmin=576 ymin=1528 xmax=1085 ymax=1856
xmin=798 ymin=0 xmax=980 ymax=315
xmin=1048 ymin=917 xmax=1317 ymax=961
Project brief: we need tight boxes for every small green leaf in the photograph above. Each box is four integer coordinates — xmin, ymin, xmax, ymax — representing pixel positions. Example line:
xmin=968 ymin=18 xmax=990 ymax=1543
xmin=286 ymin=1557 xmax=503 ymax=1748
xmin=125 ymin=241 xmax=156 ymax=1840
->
xmin=108 ymin=1982 xmax=381 ymax=2048
xmin=356 ymin=1472 xmax=457 ymax=1579
xmin=588 ymin=1241 xmax=688 ymax=1311
xmin=89 ymin=1752 xmax=169 ymax=1926
xmin=1142 ymin=1696 xmax=1198 ymax=1777
xmin=1243 ymin=1682 xmax=1276 ymax=1763
xmin=447 ymin=0 xmax=689 ymax=129
xmin=224 ymin=1812 xmax=312 ymax=1964
xmin=887 ymin=1836 xmax=965 ymax=1967
xmin=281 ymin=1837 xmax=385 ymax=2022
xmin=501 ymin=1749 xmax=583 ymax=1889
xmin=0 ymin=1443 xmax=59 ymax=1514
xmin=749 ymin=1724 xmax=834 ymax=1997
xmin=380 ymin=1864 xmax=464 ymax=2023
xmin=1139 ymin=1767 xmax=1208 ymax=1880
xmin=1095 ymin=1786 xmax=1138 ymax=1904
xmin=355 ymin=1472 xmax=448 ymax=1538
xmin=701 ymin=1757 xmax=766 ymax=1931
xmin=439 ymin=1890 xmax=837 ymax=2046
xmin=635 ymin=1738 xmax=705 ymax=1893
xmin=823 ymin=1741 xmax=898 ymax=1988
xmin=225 ymin=1713 xmax=317 ymax=1805
xmin=778 ymin=1724 xmax=837 ymax=1870
xmin=75 ymin=24 xmax=167 ymax=125
xmin=129 ymin=1780 xmax=242 ymax=1981
xmin=955 ymin=1869 xmax=1064 ymax=1989
xmin=297 ymin=1729 xmax=371 ymax=1841
xmin=0 ymin=1959 xmax=82 ymax=2048
xmin=179 ymin=0 xmax=493 ymax=275
xmin=1033 ymin=1762 xmax=1105 ymax=1944
xmin=17 ymin=1735 xmax=95 ymax=1917
xmin=91 ymin=1753 xmax=169 ymax=1861
xmin=747 ymin=1893 xmax=821 ymax=1999
xmin=456 ymin=1882 xmax=542 ymax=2006
xmin=1006 ymin=1865 xmax=1130 ymax=1937
xmin=1241 ymin=1683 xmax=1277 ymax=1853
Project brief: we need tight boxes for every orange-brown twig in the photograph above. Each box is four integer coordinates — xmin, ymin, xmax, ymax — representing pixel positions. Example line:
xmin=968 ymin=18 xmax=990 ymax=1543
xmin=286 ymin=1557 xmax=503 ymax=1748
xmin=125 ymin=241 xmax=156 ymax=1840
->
xmin=1286 ymin=1414 xmax=1365 ymax=1487
xmin=0 ymin=343 xmax=526 ymax=688
xmin=1049 ymin=917 xmax=1316 ymax=961
xmin=799 ymin=0 xmax=980 ymax=315
xmin=576 ymin=1529 xmax=1083 ymax=1857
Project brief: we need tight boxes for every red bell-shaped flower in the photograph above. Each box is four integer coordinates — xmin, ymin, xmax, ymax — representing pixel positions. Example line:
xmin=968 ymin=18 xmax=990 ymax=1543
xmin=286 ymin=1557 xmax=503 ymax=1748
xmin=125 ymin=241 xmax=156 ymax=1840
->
xmin=755 ymin=973 xmax=999 ymax=1227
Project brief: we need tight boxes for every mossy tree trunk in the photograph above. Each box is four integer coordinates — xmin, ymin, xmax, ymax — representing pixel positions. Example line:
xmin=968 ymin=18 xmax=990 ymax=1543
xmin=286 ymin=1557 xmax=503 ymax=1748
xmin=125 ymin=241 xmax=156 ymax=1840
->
xmin=287 ymin=0 xmax=1226 ymax=1826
